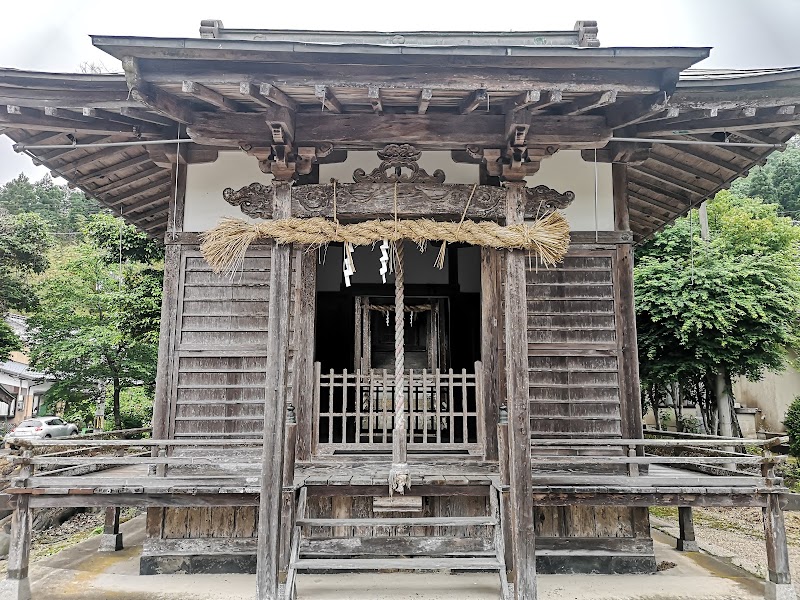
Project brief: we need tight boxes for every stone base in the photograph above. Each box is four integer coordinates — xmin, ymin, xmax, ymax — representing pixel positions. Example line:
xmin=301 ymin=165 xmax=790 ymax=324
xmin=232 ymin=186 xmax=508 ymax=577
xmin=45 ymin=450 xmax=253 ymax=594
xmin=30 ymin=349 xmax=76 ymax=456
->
xmin=140 ymin=553 xmax=257 ymax=575
xmin=535 ymin=553 xmax=656 ymax=574
xmin=677 ymin=539 xmax=700 ymax=552
xmin=0 ymin=577 xmax=32 ymax=600
xmin=98 ymin=533 xmax=123 ymax=552
xmin=766 ymin=582 xmax=798 ymax=600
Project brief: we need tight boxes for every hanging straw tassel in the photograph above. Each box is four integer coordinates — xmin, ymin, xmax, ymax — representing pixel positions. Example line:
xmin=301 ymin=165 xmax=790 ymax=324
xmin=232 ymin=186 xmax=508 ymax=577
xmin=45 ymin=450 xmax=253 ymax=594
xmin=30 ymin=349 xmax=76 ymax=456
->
xmin=435 ymin=183 xmax=477 ymax=270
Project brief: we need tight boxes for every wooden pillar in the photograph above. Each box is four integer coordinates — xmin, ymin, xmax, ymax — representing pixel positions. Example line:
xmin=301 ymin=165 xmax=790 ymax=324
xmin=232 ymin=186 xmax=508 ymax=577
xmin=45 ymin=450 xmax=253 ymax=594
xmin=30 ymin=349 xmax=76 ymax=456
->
xmin=98 ymin=507 xmax=123 ymax=552
xmin=676 ymin=507 xmax=698 ymax=552
xmin=481 ymin=247 xmax=502 ymax=462
xmin=256 ymin=181 xmax=294 ymax=600
xmin=293 ymin=247 xmax=317 ymax=463
xmin=497 ymin=406 xmax=514 ymax=578
xmin=612 ymin=163 xmax=643 ymax=441
xmin=764 ymin=494 xmax=797 ymax=600
xmin=2 ymin=451 xmax=32 ymax=600
xmin=278 ymin=410 xmax=298 ymax=580
xmin=504 ymin=182 xmax=537 ymax=600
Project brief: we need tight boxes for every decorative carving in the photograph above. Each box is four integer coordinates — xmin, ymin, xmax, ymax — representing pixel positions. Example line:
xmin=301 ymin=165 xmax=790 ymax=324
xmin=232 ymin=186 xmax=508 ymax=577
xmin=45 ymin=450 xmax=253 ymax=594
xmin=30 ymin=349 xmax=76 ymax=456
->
xmin=353 ymin=144 xmax=446 ymax=184
xmin=524 ymin=185 xmax=575 ymax=215
xmin=223 ymin=183 xmax=274 ymax=219
xmin=293 ymin=183 xmax=505 ymax=219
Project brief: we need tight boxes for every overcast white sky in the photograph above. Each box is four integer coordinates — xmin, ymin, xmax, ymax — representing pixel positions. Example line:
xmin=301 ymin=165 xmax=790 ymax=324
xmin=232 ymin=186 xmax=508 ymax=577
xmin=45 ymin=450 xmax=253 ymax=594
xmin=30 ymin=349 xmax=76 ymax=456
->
xmin=2 ymin=0 xmax=800 ymax=184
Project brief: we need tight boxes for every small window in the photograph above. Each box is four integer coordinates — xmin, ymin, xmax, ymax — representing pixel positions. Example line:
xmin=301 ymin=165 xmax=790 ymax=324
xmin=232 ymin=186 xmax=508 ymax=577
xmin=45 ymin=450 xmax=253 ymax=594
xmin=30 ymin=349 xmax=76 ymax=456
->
xmin=48 ymin=418 xmax=64 ymax=425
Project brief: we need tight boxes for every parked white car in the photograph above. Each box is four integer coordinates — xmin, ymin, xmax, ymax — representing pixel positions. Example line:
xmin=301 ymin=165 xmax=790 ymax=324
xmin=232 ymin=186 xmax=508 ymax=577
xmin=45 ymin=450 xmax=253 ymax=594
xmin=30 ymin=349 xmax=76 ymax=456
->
xmin=4 ymin=416 xmax=79 ymax=448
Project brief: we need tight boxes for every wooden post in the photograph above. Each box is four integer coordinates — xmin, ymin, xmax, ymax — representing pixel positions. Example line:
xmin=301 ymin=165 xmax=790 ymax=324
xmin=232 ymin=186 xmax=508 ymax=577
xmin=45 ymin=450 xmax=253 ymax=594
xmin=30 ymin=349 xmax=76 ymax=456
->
xmin=293 ymin=247 xmax=317 ymax=463
xmin=481 ymin=247 xmax=502 ymax=462
xmin=677 ymin=507 xmax=699 ymax=552
xmin=497 ymin=405 xmax=514 ymax=579
xmin=503 ymin=182 xmax=537 ymax=600
xmin=98 ymin=507 xmax=123 ymax=552
xmin=1 ymin=450 xmax=32 ymax=600
xmin=763 ymin=494 xmax=796 ymax=600
xmin=256 ymin=181 xmax=294 ymax=600
xmin=278 ymin=407 xmax=298 ymax=581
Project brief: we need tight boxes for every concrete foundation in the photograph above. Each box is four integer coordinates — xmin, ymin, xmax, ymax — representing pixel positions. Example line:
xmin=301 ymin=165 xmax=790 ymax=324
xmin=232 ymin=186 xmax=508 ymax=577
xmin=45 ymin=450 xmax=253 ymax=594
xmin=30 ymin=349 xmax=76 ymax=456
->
xmin=98 ymin=532 xmax=124 ymax=552
xmin=0 ymin=577 xmax=31 ymax=600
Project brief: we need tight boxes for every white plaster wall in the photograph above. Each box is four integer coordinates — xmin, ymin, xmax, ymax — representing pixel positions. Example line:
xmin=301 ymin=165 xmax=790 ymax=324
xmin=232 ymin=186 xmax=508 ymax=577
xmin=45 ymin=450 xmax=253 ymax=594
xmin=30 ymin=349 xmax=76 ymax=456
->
xmin=734 ymin=356 xmax=800 ymax=433
xmin=526 ymin=151 xmax=614 ymax=231
xmin=184 ymin=151 xmax=274 ymax=232
xmin=182 ymin=150 xmax=614 ymax=233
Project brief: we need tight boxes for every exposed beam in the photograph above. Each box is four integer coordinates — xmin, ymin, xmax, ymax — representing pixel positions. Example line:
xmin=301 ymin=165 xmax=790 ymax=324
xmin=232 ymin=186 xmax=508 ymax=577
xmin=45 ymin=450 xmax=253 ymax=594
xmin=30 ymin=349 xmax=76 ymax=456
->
xmin=460 ymin=89 xmax=488 ymax=115
xmin=124 ymin=57 xmax=194 ymax=125
xmin=238 ymin=82 xmax=299 ymax=113
xmin=114 ymin=179 xmax=172 ymax=215
xmin=661 ymin=144 xmax=739 ymax=176
xmin=80 ymin=153 xmax=152 ymax=182
xmin=629 ymin=175 xmax=692 ymax=207
xmin=43 ymin=107 xmax=91 ymax=122
xmin=368 ymin=86 xmax=383 ymax=115
xmin=108 ymin=180 xmax=172 ymax=209
xmin=314 ymin=85 xmax=343 ymax=114
xmin=648 ymin=151 xmax=726 ymax=186
xmin=605 ymin=91 xmax=669 ymax=129
xmin=133 ymin=201 xmax=170 ymax=221
xmin=417 ymin=89 xmax=433 ymax=115
xmin=50 ymin=146 xmax=132 ymax=172
xmin=0 ymin=108 xmax=161 ymax=136
xmin=728 ymin=129 xmax=784 ymax=146
xmin=119 ymin=107 xmax=176 ymax=127
xmin=636 ymin=111 xmax=800 ymax=136
xmin=82 ymin=107 xmax=161 ymax=130
xmin=16 ymin=131 xmax=68 ymax=146
xmin=90 ymin=165 xmax=166 ymax=195
xmin=684 ymin=134 xmax=767 ymax=164
xmin=187 ymin=111 xmax=611 ymax=150
xmin=182 ymin=81 xmax=241 ymax=112
xmin=258 ymin=83 xmax=299 ymax=112
xmin=628 ymin=188 xmax=686 ymax=217
xmin=507 ymin=90 xmax=563 ymax=113
xmin=631 ymin=164 xmax=712 ymax=197
xmin=559 ymin=90 xmax=618 ymax=115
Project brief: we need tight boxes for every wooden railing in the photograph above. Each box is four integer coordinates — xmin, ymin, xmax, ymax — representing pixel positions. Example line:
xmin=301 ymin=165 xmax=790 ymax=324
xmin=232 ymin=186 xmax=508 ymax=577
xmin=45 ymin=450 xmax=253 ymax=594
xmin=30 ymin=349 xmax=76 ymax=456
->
xmin=313 ymin=361 xmax=483 ymax=455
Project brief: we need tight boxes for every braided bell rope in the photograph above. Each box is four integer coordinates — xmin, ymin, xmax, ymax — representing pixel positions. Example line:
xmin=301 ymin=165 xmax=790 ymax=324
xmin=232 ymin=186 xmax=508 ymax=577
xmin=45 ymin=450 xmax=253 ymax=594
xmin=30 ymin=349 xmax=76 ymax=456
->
xmin=200 ymin=213 xmax=570 ymax=276
xmin=389 ymin=241 xmax=409 ymax=494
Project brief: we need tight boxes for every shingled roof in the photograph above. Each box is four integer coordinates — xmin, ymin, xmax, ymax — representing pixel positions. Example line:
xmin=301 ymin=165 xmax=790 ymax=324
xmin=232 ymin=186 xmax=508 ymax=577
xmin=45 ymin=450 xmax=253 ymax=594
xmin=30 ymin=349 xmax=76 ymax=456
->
xmin=0 ymin=21 xmax=798 ymax=241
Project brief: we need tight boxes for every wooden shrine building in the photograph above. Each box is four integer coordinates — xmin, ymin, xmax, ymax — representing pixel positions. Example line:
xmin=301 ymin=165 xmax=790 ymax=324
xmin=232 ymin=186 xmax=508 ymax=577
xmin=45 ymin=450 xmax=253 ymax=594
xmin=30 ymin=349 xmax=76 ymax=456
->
xmin=2 ymin=20 xmax=800 ymax=600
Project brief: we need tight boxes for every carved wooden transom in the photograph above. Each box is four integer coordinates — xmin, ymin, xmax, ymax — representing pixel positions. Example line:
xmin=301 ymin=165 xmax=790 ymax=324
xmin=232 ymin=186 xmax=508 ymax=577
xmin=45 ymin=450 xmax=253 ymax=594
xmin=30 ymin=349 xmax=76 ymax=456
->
xmin=353 ymin=144 xmax=446 ymax=184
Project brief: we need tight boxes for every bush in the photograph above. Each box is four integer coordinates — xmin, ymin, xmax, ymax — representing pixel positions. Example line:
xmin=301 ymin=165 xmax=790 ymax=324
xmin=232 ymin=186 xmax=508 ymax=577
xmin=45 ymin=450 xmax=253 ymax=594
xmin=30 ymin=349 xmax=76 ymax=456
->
xmin=783 ymin=396 xmax=800 ymax=457
xmin=678 ymin=415 xmax=702 ymax=434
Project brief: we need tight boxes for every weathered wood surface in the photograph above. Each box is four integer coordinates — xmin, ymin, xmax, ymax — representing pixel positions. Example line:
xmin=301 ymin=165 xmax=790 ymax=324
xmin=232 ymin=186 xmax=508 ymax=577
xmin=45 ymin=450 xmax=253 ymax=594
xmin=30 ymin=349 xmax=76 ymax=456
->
xmin=293 ymin=249 xmax=316 ymax=462
xmin=481 ymin=248 xmax=503 ymax=462
xmin=504 ymin=182 xmax=537 ymax=600
xmin=764 ymin=493 xmax=794 ymax=590
xmin=677 ymin=506 xmax=699 ymax=551
xmin=256 ymin=181 xmax=293 ymax=600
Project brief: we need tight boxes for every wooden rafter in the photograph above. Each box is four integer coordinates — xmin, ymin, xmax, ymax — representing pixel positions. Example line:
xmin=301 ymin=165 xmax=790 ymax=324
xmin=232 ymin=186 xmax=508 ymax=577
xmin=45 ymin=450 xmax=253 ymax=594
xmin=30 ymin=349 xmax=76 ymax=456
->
xmin=3 ymin=105 xmax=163 ymax=136
xmin=605 ymin=91 xmax=669 ymax=129
xmin=109 ymin=180 xmax=172 ymax=209
xmin=459 ymin=89 xmax=488 ymax=115
xmin=90 ymin=165 xmax=166 ymax=195
xmin=636 ymin=109 xmax=800 ymax=136
xmin=368 ymin=86 xmax=383 ymax=115
xmin=647 ymin=151 xmax=725 ymax=186
xmin=629 ymin=175 xmax=692 ymax=207
xmin=314 ymin=85 xmax=343 ymax=114
xmin=507 ymin=90 xmax=564 ymax=113
xmin=119 ymin=107 xmax=176 ymax=127
xmin=559 ymin=90 xmax=617 ymax=115
xmin=662 ymin=144 xmax=740 ymax=176
xmin=239 ymin=82 xmax=299 ymax=113
xmin=49 ymin=146 xmax=132 ymax=173
xmin=417 ymin=89 xmax=433 ymax=115
xmin=631 ymin=164 xmax=711 ymax=197
xmin=182 ymin=81 xmax=242 ymax=112
xmin=81 ymin=153 xmax=152 ymax=182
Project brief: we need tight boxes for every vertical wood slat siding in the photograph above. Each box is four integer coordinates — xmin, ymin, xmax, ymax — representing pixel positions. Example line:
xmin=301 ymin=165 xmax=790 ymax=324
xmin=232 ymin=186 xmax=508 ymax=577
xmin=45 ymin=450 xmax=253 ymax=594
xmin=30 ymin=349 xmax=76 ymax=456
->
xmin=526 ymin=250 xmax=623 ymax=440
xmin=169 ymin=245 xmax=295 ymax=439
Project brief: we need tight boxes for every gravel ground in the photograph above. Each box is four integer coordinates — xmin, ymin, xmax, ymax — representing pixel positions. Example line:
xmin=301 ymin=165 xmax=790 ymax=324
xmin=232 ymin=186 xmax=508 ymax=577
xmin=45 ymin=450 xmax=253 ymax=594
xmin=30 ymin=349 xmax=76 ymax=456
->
xmin=651 ymin=506 xmax=800 ymax=592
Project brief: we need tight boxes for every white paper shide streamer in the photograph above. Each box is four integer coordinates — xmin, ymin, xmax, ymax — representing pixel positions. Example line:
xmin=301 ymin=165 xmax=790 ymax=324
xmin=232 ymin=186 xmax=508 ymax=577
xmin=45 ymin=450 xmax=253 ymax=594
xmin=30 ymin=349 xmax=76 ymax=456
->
xmin=379 ymin=239 xmax=390 ymax=283
xmin=343 ymin=242 xmax=355 ymax=287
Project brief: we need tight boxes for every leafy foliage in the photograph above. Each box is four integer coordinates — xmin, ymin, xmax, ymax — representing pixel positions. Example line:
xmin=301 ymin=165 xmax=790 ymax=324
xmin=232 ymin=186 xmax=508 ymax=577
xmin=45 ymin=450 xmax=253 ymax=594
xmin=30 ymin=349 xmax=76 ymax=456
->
xmin=0 ymin=174 xmax=103 ymax=234
xmin=0 ymin=210 xmax=51 ymax=359
xmin=731 ymin=141 xmax=800 ymax=217
xmin=27 ymin=216 xmax=162 ymax=428
xmin=783 ymin=396 xmax=800 ymax=458
xmin=635 ymin=192 xmax=800 ymax=431
xmin=82 ymin=213 xmax=164 ymax=265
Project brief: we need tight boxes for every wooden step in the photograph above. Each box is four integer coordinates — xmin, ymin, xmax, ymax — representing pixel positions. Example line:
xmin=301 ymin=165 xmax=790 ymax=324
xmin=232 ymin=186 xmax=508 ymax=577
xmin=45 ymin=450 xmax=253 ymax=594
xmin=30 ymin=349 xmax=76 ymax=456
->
xmin=293 ymin=557 xmax=502 ymax=571
xmin=296 ymin=516 xmax=496 ymax=527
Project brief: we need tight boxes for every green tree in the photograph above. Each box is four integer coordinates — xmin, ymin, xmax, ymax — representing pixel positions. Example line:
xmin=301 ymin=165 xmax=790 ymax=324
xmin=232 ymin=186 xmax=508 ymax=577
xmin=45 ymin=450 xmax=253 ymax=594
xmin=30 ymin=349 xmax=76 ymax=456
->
xmin=635 ymin=191 xmax=800 ymax=434
xmin=731 ymin=141 xmax=800 ymax=216
xmin=0 ymin=174 xmax=103 ymax=234
xmin=27 ymin=216 xmax=162 ymax=428
xmin=0 ymin=210 xmax=51 ymax=360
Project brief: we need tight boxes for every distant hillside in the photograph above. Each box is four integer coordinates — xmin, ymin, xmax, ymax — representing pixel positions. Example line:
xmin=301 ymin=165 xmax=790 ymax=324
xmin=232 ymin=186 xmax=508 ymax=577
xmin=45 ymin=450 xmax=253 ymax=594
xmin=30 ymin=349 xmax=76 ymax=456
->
xmin=0 ymin=174 xmax=105 ymax=234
